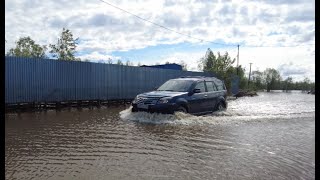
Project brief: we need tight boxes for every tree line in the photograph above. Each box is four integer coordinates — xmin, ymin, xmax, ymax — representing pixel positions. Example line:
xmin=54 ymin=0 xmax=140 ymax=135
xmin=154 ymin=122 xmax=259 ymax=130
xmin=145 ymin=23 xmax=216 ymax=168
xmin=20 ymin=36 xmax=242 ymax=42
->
xmin=198 ymin=48 xmax=315 ymax=93
xmin=6 ymin=28 xmax=188 ymax=69
xmin=250 ymin=69 xmax=315 ymax=92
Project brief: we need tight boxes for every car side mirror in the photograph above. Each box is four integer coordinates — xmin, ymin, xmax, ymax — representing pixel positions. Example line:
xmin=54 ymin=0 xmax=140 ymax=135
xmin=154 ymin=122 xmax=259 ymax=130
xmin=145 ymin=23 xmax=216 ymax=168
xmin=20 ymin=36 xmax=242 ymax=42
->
xmin=193 ymin=89 xmax=201 ymax=93
xmin=154 ymin=86 xmax=158 ymax=90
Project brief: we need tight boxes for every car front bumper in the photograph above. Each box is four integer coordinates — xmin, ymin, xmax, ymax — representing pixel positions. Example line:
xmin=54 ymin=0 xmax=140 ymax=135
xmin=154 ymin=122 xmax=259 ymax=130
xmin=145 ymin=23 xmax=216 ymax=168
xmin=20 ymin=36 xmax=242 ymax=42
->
xmin=132 ymin=103 xmax=179 ymax=114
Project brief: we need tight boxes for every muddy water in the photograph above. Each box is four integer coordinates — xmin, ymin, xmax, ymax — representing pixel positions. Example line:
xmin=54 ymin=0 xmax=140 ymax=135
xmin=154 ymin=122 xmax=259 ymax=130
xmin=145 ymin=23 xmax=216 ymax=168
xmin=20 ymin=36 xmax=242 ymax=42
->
xmin=5 ymin=91 xmax=315 ymax=179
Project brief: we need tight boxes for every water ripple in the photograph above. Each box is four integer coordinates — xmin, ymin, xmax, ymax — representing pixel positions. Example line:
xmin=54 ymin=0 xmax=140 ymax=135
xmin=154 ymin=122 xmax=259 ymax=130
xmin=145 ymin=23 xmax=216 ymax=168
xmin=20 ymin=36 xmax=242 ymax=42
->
xmin=5 ymin=92 xmax=315 ymax=179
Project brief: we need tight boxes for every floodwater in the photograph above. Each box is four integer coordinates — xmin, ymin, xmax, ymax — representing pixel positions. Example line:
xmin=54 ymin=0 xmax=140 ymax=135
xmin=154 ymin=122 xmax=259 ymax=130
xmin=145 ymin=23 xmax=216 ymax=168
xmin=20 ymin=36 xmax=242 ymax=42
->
xmin=5 ymin=91 xmax=315 ymax=179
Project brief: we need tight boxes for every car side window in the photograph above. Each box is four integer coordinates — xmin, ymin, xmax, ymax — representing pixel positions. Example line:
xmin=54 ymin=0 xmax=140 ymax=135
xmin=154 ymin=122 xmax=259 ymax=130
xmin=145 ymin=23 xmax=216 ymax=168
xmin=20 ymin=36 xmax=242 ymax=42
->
xmin=205 ymin=81 xmax=217 ymax=92
xmin=214 ymin=80 xmax=225 ymax=91
xmin=195 ymin=81 xmax=206 ymax=93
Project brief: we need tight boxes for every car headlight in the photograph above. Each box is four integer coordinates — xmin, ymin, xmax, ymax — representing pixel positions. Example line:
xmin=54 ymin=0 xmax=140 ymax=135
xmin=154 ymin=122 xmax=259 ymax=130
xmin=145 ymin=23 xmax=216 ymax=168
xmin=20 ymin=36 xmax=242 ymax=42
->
xmin=157 ymin=97 xmax=171 ymax=104
xmin=132 ymin=95 xmax=140 ymax=103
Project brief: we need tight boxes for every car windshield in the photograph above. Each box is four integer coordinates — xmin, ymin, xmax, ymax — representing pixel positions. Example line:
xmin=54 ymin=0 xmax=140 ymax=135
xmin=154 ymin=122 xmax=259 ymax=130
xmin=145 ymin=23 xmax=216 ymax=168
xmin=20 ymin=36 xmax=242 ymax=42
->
xmin=157 ymin=80 xmax=193 ymax=92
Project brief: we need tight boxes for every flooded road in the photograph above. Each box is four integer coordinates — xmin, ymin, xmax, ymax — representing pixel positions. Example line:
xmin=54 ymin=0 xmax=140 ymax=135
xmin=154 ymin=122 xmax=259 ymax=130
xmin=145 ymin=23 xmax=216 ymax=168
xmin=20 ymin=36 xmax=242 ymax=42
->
xmin=5 ymin=91 xmax=315 ymax=179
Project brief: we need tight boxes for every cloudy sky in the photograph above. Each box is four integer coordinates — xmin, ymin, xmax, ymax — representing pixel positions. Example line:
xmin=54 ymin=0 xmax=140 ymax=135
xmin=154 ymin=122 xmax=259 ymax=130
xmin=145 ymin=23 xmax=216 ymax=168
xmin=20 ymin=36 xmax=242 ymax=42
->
xmin=5 ymin=0 xmax=315 ymax=82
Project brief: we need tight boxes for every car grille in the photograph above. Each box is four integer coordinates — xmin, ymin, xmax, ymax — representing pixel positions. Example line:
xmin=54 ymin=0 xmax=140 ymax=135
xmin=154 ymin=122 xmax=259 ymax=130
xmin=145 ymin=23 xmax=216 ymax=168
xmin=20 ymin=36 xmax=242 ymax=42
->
xmin=136 ymin=97 xmax=160 ymax=105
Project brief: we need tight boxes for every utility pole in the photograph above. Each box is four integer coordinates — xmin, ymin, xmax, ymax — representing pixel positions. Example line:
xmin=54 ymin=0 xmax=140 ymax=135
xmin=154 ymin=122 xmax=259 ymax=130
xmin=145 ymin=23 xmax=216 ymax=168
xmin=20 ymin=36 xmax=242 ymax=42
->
xmin=248 ymin=63 xmax=252 ymax=87
xmin=237 ymin=44 xmax=239 ymax=75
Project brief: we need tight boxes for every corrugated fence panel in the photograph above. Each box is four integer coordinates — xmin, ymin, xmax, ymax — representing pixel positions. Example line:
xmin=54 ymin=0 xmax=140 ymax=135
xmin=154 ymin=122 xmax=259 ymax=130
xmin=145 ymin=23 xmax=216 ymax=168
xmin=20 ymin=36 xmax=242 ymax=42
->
xmin=5 ymin=57 xmax=216 ymax=104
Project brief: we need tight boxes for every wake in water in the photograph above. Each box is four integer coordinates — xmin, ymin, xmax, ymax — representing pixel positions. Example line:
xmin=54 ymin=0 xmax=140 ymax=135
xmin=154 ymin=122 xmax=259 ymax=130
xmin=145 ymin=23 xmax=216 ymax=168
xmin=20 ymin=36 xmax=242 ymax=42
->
xmin=120 ymin=106 xmax=314 ymax=126
xmin=120 ymin=92 xmax=315 ymax=125
xmin=119 ymin=106 xmax=266 ymax=125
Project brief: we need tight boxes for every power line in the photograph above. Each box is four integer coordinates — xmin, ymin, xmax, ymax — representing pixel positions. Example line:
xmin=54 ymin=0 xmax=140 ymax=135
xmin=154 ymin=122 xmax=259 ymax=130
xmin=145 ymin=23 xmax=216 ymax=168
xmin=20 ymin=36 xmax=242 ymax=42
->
xmin=98 ymin=0 xmax=238 ymax=47
xmin=248 ymin=63 xmax=252 ymax=87
xmin=236 ymin=44 xmax=239 ymax=75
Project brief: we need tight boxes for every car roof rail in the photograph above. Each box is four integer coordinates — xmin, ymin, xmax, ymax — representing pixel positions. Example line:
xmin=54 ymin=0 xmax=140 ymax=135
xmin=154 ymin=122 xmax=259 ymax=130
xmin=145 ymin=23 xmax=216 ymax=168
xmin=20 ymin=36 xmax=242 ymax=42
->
xmin=179 ymin=76 xmax=217 ymax=79
xmin=180 ymin=76 xmax=206 ymax=78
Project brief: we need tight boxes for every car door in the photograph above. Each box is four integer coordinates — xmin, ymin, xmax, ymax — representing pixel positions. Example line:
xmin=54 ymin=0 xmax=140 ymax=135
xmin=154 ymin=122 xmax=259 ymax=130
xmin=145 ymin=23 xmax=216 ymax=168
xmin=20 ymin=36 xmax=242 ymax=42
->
xmin=205 ymin=81 xmax=219 ymax=111
xmin=188 ymin=81 xmax=208 ymax=113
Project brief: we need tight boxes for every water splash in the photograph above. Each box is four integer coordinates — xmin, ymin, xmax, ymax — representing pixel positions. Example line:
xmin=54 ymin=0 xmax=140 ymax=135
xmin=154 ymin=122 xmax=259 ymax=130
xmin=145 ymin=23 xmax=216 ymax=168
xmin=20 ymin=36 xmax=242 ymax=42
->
xmin=119 ymin=92 xmax=315 ymax=125
xmin=119 ymin=107 xmax=278 ymax=125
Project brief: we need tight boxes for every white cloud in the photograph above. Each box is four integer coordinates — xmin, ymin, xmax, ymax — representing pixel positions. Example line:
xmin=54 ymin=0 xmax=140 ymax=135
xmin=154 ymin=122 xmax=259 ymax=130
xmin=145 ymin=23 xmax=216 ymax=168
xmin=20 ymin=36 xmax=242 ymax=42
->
xmin=5 ymin=0 xmax=315 ymax=50
xmin=237 ymin=46 xmax=315 ymax=82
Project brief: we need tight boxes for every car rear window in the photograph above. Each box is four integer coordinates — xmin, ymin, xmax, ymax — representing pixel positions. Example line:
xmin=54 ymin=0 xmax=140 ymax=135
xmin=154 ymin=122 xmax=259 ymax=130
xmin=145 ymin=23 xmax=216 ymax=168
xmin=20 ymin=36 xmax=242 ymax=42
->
xmin=214 ymin=80 xmax=225 ymax=91
xmin=205 ymin=81 xmax=217 ymax=92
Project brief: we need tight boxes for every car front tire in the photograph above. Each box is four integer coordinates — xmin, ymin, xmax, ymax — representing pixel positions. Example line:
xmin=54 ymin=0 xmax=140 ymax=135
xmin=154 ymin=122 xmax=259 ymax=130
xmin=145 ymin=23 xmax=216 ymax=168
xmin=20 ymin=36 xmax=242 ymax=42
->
xmin=175 ymin=106 xmax=187 ymax=113
xmin=215 ymin=102 xmax=226 ymax=111
xmin=132 ymin=107 xmax=138 ymax=112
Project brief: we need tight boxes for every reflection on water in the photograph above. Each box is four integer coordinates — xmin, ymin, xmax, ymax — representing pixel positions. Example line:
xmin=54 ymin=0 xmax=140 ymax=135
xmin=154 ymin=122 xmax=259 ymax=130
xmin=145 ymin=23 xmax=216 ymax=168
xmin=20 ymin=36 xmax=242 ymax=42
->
xmin=5 ymin=92 xmax=315 ymax=179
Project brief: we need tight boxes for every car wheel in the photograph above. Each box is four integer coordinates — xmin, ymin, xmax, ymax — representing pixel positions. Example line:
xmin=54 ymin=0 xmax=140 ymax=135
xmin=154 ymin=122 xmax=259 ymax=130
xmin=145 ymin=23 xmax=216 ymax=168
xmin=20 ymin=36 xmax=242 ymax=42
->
xmin=132 ymin=107 xmax=138 ymax=112
xmin=216 ymin=102 xmax=225 ymax=111
xmin=176 ymin=106 xmax=187 ymax=113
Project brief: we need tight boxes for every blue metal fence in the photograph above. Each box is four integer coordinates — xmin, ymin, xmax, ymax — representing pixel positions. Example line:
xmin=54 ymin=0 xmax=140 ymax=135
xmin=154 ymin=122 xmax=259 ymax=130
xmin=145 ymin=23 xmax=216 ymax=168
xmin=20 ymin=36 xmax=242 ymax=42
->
xmin=5 ymin=57 xmax=215 ymax=104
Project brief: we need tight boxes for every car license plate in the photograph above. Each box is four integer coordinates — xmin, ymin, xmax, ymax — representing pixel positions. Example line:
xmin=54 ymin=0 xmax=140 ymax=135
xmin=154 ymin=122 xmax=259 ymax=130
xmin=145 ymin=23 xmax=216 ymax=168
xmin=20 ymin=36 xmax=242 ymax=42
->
xmin=137 ymin=103 xmax=148 ymax=109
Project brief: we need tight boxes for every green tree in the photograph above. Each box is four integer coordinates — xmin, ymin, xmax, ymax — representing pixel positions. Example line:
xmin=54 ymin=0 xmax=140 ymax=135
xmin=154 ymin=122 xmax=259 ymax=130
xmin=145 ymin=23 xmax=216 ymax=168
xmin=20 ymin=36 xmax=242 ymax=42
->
xmin=198 ymin=48 xmax=216 ymax=72
xmin=117 ymin=59 xmax=123 ymax=65
xmin=251 ymin=70 xmax=264 ymax=90
xmin=107 ymin=58 xmax=112 ymax=64
xmin=302 ymin=77 xmax=311 ymax=92
xmin=262 ymin=68 xmax=281 ymax=92
xmin=293 ymin=81 xmax=302 ymax=90
xmin=283 ymin=77 xmax=293 ymax=92
xmin=125 ymin=60 xmax=134 ymax=66
xmin=137 ymin=62 xmax=142 ymax=66
xmin=7 ymin=36 xmax=47 ymax=58
xmin=198 ymin=48 xmax=237 ymax=93
xmin=237 ymin=65 xmax=248 ymax=89
xmin=310 ymin=82 xmax=315 ymax=92
xmin=49 ymin=28 xmax=79 ymax=61
xmin=286 ymin=78 xmax=314 ymax=91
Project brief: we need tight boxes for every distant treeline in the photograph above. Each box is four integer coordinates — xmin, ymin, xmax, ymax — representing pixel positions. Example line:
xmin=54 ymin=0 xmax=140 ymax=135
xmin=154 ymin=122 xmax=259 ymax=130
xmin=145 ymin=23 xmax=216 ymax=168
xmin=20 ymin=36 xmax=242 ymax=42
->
xmin=250 ymin=71 xmax=315 ymax=92
xmin=198 ymin=48 xmax=315 ymax=93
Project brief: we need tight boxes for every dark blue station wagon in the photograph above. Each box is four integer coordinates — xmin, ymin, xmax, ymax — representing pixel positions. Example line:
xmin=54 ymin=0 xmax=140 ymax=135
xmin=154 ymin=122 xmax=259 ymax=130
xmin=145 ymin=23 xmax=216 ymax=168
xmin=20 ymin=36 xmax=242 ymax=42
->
xmin=132 ymin=76 xmax=227 ymax=115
